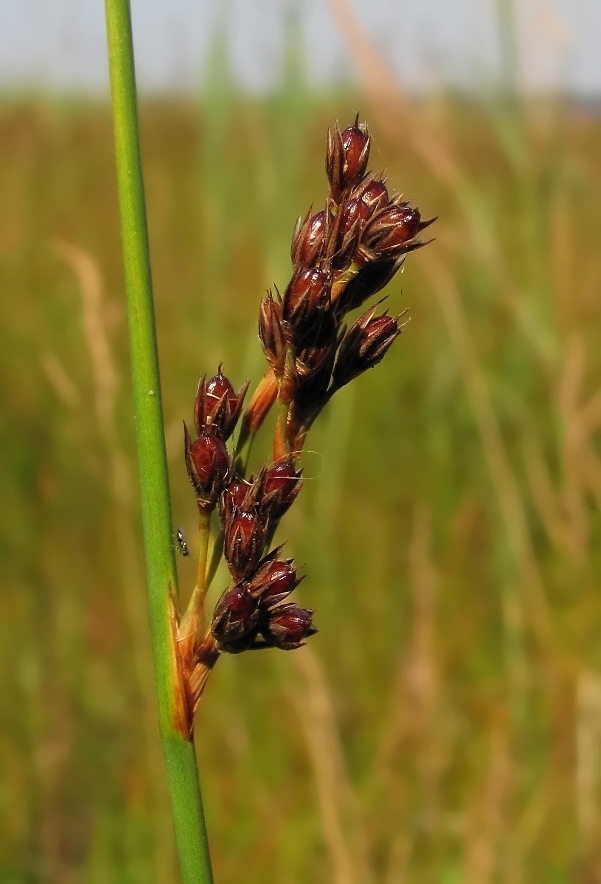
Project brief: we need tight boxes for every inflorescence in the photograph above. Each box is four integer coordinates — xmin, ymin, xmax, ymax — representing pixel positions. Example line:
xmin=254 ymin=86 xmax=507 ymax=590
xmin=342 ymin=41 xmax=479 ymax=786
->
xmin=178 ymin=116 xmax=434 ymax=724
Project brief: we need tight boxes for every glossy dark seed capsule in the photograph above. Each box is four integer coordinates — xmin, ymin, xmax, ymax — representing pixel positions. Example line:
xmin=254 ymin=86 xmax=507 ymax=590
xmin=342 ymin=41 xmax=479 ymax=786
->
xmin=358 ymin=178 xmax=389 ymax=211
xmin=247 ymin=555 xmax=302 ymax=609
xmin=282 ymin=266 xmax=332 ymax=344
xmin=361 ymin=204 xmax=422 ymax=259
xmin=332 ymin=303 xmax=403 ymax=389
xmin=263 ymin=604 xmax=317 ymax=650
xmin=224 ymin=509 xmax=268 ymax=581
xmin=291 ymin=209 xmax=326 ymax=268
xmin=326 ymin=198 xmax=370 ymax=269
xmin=194 ymin=367 xmax=249 ymax=441
xmin=326 ymin=115 xmax=371 ymax=202
xmin=211 ymin=584 xmax=260 ymax=648
xmin=259 ymin=457 xmax=303 ymax=519
xmin=184 ymin=422 xmax=230 ymax=508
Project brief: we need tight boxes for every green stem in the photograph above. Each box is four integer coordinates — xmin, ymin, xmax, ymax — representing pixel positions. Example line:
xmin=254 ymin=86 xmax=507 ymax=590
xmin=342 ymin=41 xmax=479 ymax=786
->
xmin=180 ymin=509 xmax=211 ymax=638
xmin=205 ymin=527 xmax=225 ymax=589
xmin=103 ymin=2 xmax=213 ymax=881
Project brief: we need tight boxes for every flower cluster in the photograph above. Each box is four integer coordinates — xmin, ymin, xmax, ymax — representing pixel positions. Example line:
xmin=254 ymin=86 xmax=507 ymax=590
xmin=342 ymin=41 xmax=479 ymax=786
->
xmin=254 ymin=114 xmax=434 ymax=457
xmin=180 ymin=117 xmax=433 ymax=714
xmin=183 ymin=368 xmax=313 ymax=661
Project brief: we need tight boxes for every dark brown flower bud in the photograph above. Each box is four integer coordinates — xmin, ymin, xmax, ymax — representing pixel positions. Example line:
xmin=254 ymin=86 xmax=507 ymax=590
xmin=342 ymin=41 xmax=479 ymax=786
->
xmin=361 ymin=204 xmax=422 ymax=261
xmin=262 ymin=604 xmax=317 ymax=650
xmin=184 ymin=422 xmax=230 ymax=508
xmin=339 ymin=197 xmax=372 ymax=233
xmin=224 ymin=508 xmax=268 ymax=581
xmin=259 ymin=289 xmax=287 ymax=376
xmin=219 ymin=474 xmax=254 ymax=527
xmin=194 ymin=368 xmax=249 ymax=440
xmin=246 ymin=550 xmax=302 ymax=609
xmin=211 ymin=584 xmax=260 ymax=651
xmin=282 ymin=267 xmax=331 ymax=343
xmin=332 ymin=303 xmax=405 ymax=389
xmin=356 ymin=177 xmax=389 ymax=212
xmin=291 ymin=209 xmax=326 ymax=268
xmin=325 ymin=198 xmax=370 ymax=270
xmin=326 ymin=115 xmax=370 ymax=203
xmin=335 ymin=255 xmax=405 ymax=317
xmin=258 ymin=456 xmax=303 ymax=519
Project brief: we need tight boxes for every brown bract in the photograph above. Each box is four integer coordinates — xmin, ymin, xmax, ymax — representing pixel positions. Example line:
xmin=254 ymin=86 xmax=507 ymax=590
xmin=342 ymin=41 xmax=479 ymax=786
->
xmin=258 ymin=291 xmax=287 ymax=375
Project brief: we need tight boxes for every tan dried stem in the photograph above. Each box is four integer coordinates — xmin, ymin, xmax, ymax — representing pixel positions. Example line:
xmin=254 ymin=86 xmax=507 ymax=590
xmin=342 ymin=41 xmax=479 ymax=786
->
xmin=291 ymin=647 xmax=373 ymax=884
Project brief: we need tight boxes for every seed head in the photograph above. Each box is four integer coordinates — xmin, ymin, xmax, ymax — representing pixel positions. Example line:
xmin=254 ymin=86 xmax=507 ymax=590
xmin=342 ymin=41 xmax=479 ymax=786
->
xmin=184 ymin=422 xmax=230 ymax=508
xmin=259 ymin=289 xmax=287 ymax=375
xmin=211 ymin=584 xmax=260 ymax=652
xmin=258 ymin=456 xmax=303 ymax=520
xmin=291 ymin=209 xmax=326 ymax=268
xmin=360 ymin=203 xmax=423 ymax=261
xmin=332 ymin=303 xmax=405 ymax=389
xmin=194 ymin=368 xmax=249 ymax=440
xmin=224 ymin=508 xmax=268 ymax=582
xmin=326 ymin=115 xmax=371 ymax=203
xmin=246 ymin=550 xmax=302 ymax=609
xmin=325 ymin=198 xmax=369 ymax=270
xmin=354 ymin=176 xmax=389 ymax=212
xmin=262 ymin=604 xmax=317 ymax=650
xmin=282 ymin=267 xmax=331 ymax=344
xmin=219 ymin=474 xmax=255 ymax=527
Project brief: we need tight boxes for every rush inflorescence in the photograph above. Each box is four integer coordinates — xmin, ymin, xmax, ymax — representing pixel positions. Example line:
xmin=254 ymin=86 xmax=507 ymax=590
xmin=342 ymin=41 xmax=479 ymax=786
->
xmin=176 ymin=116 xmax=434 ymax=729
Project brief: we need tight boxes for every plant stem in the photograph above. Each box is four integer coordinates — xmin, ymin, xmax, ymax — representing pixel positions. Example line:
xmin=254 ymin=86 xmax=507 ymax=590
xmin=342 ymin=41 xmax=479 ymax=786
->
xmin=180 ymin=509 xmax=211 ymax=641
xmin=103 ymin=1 xmax=214 ymax=881
xmin=206 ymin=527 xmax=225 ymax=589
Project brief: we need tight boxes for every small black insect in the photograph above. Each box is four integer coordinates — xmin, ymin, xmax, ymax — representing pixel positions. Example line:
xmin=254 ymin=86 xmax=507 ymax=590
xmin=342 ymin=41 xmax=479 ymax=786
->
xmin=176 ymin=527 xmax=189 ymax=557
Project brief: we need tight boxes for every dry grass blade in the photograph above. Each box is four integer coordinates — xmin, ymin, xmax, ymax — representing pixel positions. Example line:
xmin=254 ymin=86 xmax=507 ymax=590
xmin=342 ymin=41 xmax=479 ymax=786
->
xmin=291 ymin=646 xmax=373 ymax=884
xmin=40 ymin=350 xmax=81 ymax=408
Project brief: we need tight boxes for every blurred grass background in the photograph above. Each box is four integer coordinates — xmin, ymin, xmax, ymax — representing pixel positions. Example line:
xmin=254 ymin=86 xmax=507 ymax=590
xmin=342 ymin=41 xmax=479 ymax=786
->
xmin=2 ymin=5 xmax=601 ymax=884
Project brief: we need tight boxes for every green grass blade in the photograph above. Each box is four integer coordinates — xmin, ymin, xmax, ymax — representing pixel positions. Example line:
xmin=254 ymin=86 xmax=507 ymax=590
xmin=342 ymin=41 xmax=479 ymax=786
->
xmin=103 ymin=1 xmax=213 ymax=881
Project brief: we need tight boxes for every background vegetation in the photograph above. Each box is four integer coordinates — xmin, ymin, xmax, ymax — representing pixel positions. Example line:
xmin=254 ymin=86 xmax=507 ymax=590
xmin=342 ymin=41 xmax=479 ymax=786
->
xmin=2 ymin=13 xmax=601 ymax=884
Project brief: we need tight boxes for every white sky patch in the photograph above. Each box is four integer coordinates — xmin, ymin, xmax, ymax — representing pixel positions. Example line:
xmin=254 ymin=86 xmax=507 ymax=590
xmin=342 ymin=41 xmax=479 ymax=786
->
xmin=0 ymin=0 xmax=598 ymax=96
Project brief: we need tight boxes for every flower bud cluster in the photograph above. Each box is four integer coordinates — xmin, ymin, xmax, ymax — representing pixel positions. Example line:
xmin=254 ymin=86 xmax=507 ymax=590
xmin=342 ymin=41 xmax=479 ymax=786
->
xmin=211 ymin=546 xmax=315 ymax=654
xmin=218 ymin=459 xmax=301 ymax=582
xmin=258 ymin=114 xmax=435 ymax=452
xmin=207 ymin=458 xmax=311 ymax=654
xmin=180 ymin=118 xmax=433 ymax=710
xmin=184 ymin=367 xmax=249 ymax=509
